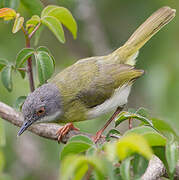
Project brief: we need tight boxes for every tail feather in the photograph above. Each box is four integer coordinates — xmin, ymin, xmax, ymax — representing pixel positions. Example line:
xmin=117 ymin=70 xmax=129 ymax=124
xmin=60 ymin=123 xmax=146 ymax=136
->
xmin=110 ymin=6 xmax=176 ymax=65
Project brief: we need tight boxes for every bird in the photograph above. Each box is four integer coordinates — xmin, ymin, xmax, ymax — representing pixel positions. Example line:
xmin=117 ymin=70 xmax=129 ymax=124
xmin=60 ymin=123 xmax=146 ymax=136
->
xmin=18 ymin=6 xmax=175 ymax=143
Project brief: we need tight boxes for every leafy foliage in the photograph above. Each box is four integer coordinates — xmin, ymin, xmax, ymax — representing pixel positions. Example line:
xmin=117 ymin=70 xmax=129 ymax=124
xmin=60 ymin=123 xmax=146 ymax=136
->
xmin=0 ymin=4 xmax=77 ymax=91
xmin=59 ymin=108 xmax=179 ymax=180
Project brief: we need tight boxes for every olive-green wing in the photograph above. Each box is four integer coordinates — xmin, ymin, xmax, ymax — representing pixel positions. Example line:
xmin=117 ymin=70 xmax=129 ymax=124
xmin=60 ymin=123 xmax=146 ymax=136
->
xmin=76 ymin=62 xmax=144 ymax=108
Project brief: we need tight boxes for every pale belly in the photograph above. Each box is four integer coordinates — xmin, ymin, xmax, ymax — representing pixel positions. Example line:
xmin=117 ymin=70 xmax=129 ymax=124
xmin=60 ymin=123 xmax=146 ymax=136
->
xmin=87 ymin=85 xmax=132 ymax=119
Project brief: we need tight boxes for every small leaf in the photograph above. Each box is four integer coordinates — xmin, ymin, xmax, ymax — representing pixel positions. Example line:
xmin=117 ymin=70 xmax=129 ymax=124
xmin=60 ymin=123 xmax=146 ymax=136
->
xmin=35 ymin=51 xmax=55 ymax=85
xmin=105 ymin=142 xmax=117 ymax=162
xmin=1 ymin=65 xmax=13 ymax=91
xmin=20 ymin=0 xmax=43 ymax=16
xmin=136 ymin=107 xmax=149 ymax=118
xmin=68 ymin=135 xmax=94 ymax=145
xmin=12 ymin=13 xmax=24 ymax=33
xmin=14 ymin=96 xmax=26 ymax=111
xmin=106 ymin=129 xmax=121 ymax=141
xmin=42 ymin=5 xmax=77 ymax=39
xmin=125 ymin=126 xmax=167 ymax=147
xmin=26 ymin=15 xmax=40 ymax=34
xmin=74 ymin=164 xmax=88 ymax=180
xmin=120 ymin=157 xmax=132 ymax=180
xmin=0 ymin=59 xmax=8 ymax=72
xmin=42 ymin=15 xmax=65 ymax=43
xmin=41 ymin=5 xmax=57 ymax=17
xmin=0 ymin=119 xmax=6 ymax=147
xmin=61 ymin=155 xmax=106 ymax=180
xmin=115 ymin=111 xmax=153 ymax=127
xmin=116 ymin=133 xmax=153 ymax=160
xmin=36 ymin=46 xmax=55 ymax=65
xmin=0 ymin=8 xmax=16 ymax=20
xmin=166 ymin=139 xmax=179 ymax=176
xmin=153 ymin=146 xmax=169 ymax=171
xmin=151 ymin=118 xmax=178 ymax=138
xmin=132 ymin=154 xmax=149 ymax=178
xmin=15 ymin=48 xmax=34 ymax=68
xmin=60 ymin=141 xmax=91 ymax=160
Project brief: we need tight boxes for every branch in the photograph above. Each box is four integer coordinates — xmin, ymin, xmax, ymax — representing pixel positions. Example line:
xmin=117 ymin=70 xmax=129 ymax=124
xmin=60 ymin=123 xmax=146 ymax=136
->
xmin=0 ymin=101 xmax=91 ymax=143
xmin=0 ymin=101 xmax=179 ymax=179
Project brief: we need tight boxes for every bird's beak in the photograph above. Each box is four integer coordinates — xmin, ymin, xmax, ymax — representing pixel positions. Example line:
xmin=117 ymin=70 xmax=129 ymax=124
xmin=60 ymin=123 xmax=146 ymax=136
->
xmin=17 ymin=120 xmax=33 ymax=136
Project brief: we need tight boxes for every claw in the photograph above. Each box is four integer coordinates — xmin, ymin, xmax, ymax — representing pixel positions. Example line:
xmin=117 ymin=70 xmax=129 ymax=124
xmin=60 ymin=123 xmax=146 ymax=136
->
xmin=91 ymin=130 xmax=105 ymax=143
xmin=56 ymin=123 xmax=79 ymax=143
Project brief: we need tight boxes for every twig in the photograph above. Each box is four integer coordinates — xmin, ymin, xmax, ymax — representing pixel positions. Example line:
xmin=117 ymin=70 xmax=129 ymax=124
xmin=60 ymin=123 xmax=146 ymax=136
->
xmin=28 ymin=23 xmax=41 ymax=39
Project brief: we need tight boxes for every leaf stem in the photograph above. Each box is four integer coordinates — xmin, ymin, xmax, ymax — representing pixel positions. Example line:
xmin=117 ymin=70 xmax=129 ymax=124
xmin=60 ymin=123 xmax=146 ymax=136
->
xmin=28 ymin=23 xmax=41 ymax=39
xmin=17 ymin=68 xmax=27 ymax=72
xmin=21 ymin=23 xmax=41 ymax=92
xmin=26 ymin=37 xmax=35 ymax=92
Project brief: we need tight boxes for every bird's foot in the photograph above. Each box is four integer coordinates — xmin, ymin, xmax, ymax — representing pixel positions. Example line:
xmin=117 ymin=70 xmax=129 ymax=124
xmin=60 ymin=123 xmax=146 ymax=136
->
xmin=56 ymin=123 xmax=79 ymax=143
xmin=91 ymin=130 xmax=105 ymax=144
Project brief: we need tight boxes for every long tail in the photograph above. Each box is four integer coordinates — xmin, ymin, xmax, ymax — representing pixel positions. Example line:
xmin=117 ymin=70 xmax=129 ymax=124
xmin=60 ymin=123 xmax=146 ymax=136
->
xmin=110 ymin=6 xmax=176 ymax=65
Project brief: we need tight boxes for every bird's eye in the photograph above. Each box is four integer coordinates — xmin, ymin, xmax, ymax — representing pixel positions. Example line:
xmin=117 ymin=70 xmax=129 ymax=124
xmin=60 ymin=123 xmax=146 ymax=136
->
xmin=37 ymin=107 xmax=45 ymax=116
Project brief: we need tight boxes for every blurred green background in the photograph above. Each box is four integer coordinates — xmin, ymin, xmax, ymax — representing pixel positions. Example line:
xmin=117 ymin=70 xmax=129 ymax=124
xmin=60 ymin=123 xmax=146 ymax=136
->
xmin=0 ymin=0 xmax=179 ymax=179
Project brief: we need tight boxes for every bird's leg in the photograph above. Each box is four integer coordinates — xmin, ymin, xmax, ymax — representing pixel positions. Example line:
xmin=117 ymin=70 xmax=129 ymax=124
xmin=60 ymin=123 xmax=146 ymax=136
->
xmin=56 ymin=123 xmax=79 ymax=143
xmin=92 ymin=106 xmax=123 ymax=143
xmin=129 ymin=118 xmax=132 ymax=129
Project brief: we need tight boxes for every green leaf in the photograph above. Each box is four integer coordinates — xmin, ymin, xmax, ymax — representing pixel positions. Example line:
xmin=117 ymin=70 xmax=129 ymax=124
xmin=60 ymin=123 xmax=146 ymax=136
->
xmin=153 ymin=146 xmax=168 ymax=168
xmin=68 ymin=135 xmax=94 ymax=145
xmin=120 ymin=157 xmax=132 ymax=180
xmin=116 ymin=133 xmax=153 ymax=161
xmin=42 ymin=15 xmax=65 ymax=43
xmin=35 ymin=51 xmax=55 ymax=85
xmin=0 ymin=150 xmax=5 ymax=172
xmin=125 ymin=126 xmax=167 ymax=147
xmin=151 ymin=118 xmax=178 ymax=139
xmin=26 ymin=15 xmax=40 ymax=34
xmin=41 ymin=5 xmax=57 ymax=17
xmin=166 ymin=139 xmax=179 ymax=176
xmin=1 ymin=65 xmax=13 ymax=91
xmin=136 ymin=107 xmax=149 ymax=118
xmin=0 ymin=59 xmax=8 ymax=72
xmin=36 ymin=46 xmax=55 ymax=65
xmin=20 ymin=0 xmax=43 ymax=16
xmin=60 ymin=141 xmax=91 ymax=160
xmin=105 ymin=142 xmax=117 ymax=162
xmin=132 ymin=154 xmax=149 ymax=178
xmin=0 ymin=119 xmax=6 ymax=147
xmin=86 ymin=146 xmax=96 ymax=156
xmin=61 ymin=155 xmax=106 ymax=180
xmin=106 ymin=129 xmax=121 ymax=141
xmin=12 ymin=13 xmax=24 ymax=33
xmin=42 ymin=5 xmax=77 ymax=39
xmin=14 ymin=96 xmax=26 ymax=111
xmin=115 ymin=111 xmax=153 ymax=127
xmin=15 ymin=48 xmax=34 ymax=68
xmin=74 ymin=164 xmax=88 ymax=180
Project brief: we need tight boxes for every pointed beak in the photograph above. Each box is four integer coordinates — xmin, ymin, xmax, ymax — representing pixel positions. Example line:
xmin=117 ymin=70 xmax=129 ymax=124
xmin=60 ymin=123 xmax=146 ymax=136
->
xmin=17 ymin=120 xmax=33 ymax=136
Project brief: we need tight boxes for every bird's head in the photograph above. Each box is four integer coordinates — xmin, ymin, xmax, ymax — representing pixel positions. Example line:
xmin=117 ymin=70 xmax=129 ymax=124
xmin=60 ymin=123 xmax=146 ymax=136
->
xmin=18 ymin=83 xmax=62 ymax=136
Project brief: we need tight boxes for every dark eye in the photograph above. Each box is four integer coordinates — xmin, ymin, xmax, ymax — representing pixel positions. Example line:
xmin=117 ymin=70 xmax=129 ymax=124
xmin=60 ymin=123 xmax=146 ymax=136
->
xmin=37 ymin=107 xmax=45 ymax=116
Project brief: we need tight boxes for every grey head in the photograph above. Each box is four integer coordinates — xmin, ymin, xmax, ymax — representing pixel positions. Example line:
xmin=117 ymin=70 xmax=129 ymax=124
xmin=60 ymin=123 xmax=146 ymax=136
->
xmin=18 ymin=83 xmax=62 ymax=136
